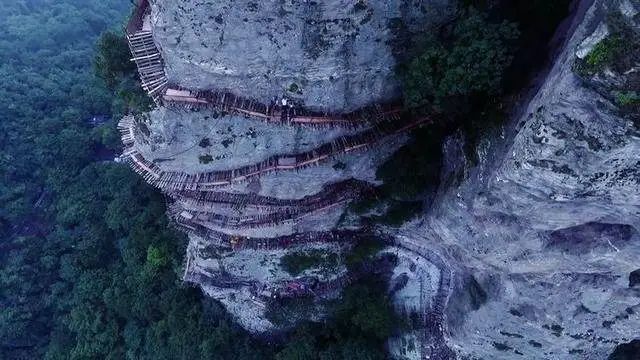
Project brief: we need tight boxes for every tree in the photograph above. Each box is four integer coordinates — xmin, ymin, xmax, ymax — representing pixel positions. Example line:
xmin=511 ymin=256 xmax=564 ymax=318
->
xmin=402 ymin=7 xmax=519 ymax=113
xmin=94 ymin=32 xmax=136 ymax=89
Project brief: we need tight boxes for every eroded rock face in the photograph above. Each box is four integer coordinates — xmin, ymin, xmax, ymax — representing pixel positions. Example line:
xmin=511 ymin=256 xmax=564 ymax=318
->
xmin=391 ymin=0 xmax=640 ymax=358
xmin=149 ymin=0 xmax=455 ymax=111
xmin=122 ymin=0 xmax=455 ymax=333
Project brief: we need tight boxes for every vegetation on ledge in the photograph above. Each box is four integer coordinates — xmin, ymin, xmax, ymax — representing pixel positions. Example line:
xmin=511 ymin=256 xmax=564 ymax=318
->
xmin=280 ymin=250 xmax=340 ymax=276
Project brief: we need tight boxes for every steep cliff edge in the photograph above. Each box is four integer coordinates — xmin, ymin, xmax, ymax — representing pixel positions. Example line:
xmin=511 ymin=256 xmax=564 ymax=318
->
xmin=120 ymin=0 xmax=456 ymax=333
xmin=389 ymin=0 xmax=640 ymax=358
xmin=120 ymin=0 xmax=639 ymax=356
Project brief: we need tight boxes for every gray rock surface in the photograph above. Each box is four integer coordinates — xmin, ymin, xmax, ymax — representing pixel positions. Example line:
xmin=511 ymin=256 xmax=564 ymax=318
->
xmin=390 ymin=1 xmax=640 ymax=358
xmin=126 ymin=1 xmax=640 ymax=356
xmin=124 ymin=0 xmax=455 ymax=333
xmin=137 ymin=107 xmax=362 ymax=172
xmin=149 ymin=0 xmax=455 ymax=111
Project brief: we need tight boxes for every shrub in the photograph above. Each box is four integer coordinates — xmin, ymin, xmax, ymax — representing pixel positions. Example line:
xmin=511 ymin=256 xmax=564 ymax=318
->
xmin=345 ymin=240 xmax=384 ymax=268
xmin=615 ymin=91 xmax=640 ymax=107
xmin=94 ymin=32 xmax=137 ymax=89
xmin=401 ymin=7 xmax=519 ymax=113
xmin=582 ymin=36 xmax=624 ymax=75
xmin=576 ymin=11 xmax=640 ymax=76
xmin=377 ymin=201 xmax=423 ymax=227
xmin=199 ymin=154 xmax=213 ymax=164
xmin=280 ymin=250 xmax=339 ymax=276
xmin=376 ymin=127 xmax=443 ymax=200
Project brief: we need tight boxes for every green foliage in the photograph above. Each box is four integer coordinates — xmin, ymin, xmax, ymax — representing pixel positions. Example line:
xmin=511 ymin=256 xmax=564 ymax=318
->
xmin=615 ymin=91 xmax=640 ymax=107
xmin=95 ymin=31 xmax=136 ymax=89
xmin=401 ymin=7 xmax=519 ymax=112
xmin=582 ymin=36 xmax=624 ymax=75
xmin=376 ymin=201 xmax=423 ymax=227
xmin=274 ymin=277 xmax=397 ymax=360
xmin=146 ymin=244 xmax=169 ymax=270
xmin=576 ymin=11 xmax=640 ymax=77
xmin=280 ymin=250 xmax=339 ymax=276
xmin=376 ymin=127 xmax=443 ymax=200
xmin=0 ymin=2 xmax=267 ymax=359
xmin=0 ymin=1 xmax=406 ymax=359
xmin=265 ymin=298 xmax=317 ymax=328
xmin=345 ymin=240 xmax=384 ymax=269
xmin=349 ymin=191 xmax=383 ymax=215
xmin=94 ymin=31 xmax=153 ymax=115
xmin=44 ymin=164 xmax=270 ymax=360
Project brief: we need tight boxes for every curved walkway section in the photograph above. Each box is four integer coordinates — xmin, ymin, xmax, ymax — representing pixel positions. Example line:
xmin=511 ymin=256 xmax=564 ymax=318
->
xmin=392 ymin=237 xmax=455 ymax=360
xmin=164 ymin=87 xmax=403 ymax=128
xmin=176 ymin=179 xmax=372 ymax=212
xmin=177 ymin=199 xmax=348 ymax=230
xmin=125 ymin=0 xmax=403 ymax=127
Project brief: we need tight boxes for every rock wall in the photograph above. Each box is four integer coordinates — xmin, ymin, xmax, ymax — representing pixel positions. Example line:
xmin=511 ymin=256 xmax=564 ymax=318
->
xmin=122 ymin=0 xmax=455 ymax=333
xmin=149 ymin=0 xmax=455 ymax=112
xmin=390 ymin=0 xmax=640 ymax=358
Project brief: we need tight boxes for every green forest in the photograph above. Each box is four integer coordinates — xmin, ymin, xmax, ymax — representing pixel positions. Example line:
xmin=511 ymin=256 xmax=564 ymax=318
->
xmin=0 ymin=1 xmax=396 ymax=359
xmin=1 ymin=0 xmax=635 ymax=359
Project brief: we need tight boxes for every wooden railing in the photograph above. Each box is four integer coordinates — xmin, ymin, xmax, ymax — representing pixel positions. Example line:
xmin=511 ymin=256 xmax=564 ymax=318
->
xmin=175 ymin=179 xmax=372 ymax=212
xmin=177 ymin=198 xmax=348 ymax=229
xmin=174 ymin=216 xmax=362 ymax=250
xmin=118 ymin=115 xmax=430 ymax=191
xmin=125 ymin=0 xmax=167 ymax=103
xmin=174 ymin=179 xmax=371 ymax=228
xmin=123 ymin=1 xmax=405 ymax=127
xmin=164 ymin=87 xmax=403 ymax=128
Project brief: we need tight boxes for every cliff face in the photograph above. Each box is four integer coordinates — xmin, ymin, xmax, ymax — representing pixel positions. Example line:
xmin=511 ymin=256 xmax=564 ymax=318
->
xmin=389 ymin=0 xmax=640 ymax=358
xmin=121 ymin=0 xmax=639 ymax=355
xmin=120 ymin=0 xmax=455 ymax=332
xmin=150 ymin=0 xmax=454 ymax=112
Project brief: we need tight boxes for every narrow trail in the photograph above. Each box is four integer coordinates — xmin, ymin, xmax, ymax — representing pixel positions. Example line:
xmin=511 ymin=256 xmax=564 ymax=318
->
xmin=125 ymin=0 xmax=404 ymax=128
xmin=394 ymin=237 xmax=455 ymax=360
xmin=164 ymin=87 xmax=404 ymax=128
xmin=119 ymin=114 xmax=430 ymax=191
xmin=173 ymin=198 xmax=349 ymax=230
xmin=173 ymin=181 xmax=370 ymax=229
xmin=175 ymin=179 xmax=373 ymax=212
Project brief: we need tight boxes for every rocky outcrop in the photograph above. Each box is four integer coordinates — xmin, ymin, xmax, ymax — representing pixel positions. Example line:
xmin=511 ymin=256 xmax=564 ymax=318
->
xmin=121 ymin=0 xmax=638 ymax=355
xmin=389 ymin=0 xmax=640 ymax=358
xmin=120 ymin=0 xmax=455 ymax=332
xmin=149 ymin=0 xmax=455 ymax=112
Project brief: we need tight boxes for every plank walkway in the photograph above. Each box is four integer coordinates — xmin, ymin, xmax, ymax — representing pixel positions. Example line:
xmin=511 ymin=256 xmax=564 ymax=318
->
xmin=125 ymin=0 xmax=166 ymax=104
xmin=164 ymin=87 xmax=403 ymax=128
xmin=127 ymin=30 xmax=167 ymax=104
xmin=393 ymin=239 xmax=455 ymax=360
xmin=174 ymin=217 xmax=362 ymax=250
xmin=179 ymin=198 xmax=348 ymax=229
xmin=125 ymin=0 xmax=404 ymax=128
xmin=118 ymin=115 xmax=430 ymax=191
xmin=176 ymin=179 xmax=372 ymax=212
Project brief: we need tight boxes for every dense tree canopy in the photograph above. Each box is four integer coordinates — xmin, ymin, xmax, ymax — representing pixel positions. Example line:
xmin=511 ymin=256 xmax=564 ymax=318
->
xmin=402 ymin=7 xmax=519 ymax=113
xmin=0 ymin=1 xmax=400 ymax=359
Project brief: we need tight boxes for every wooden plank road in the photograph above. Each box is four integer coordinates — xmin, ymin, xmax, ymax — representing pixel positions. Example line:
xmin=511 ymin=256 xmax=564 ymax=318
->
xmin=124 ymin=0 xmax=405 ymax=128
xmin=164 ymin=87 xmax=404 ymax=128
xmin=118 ymin=115 xmax=431 ymax=191
xmin=173 ymin=217 xmax=363 ymax=251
